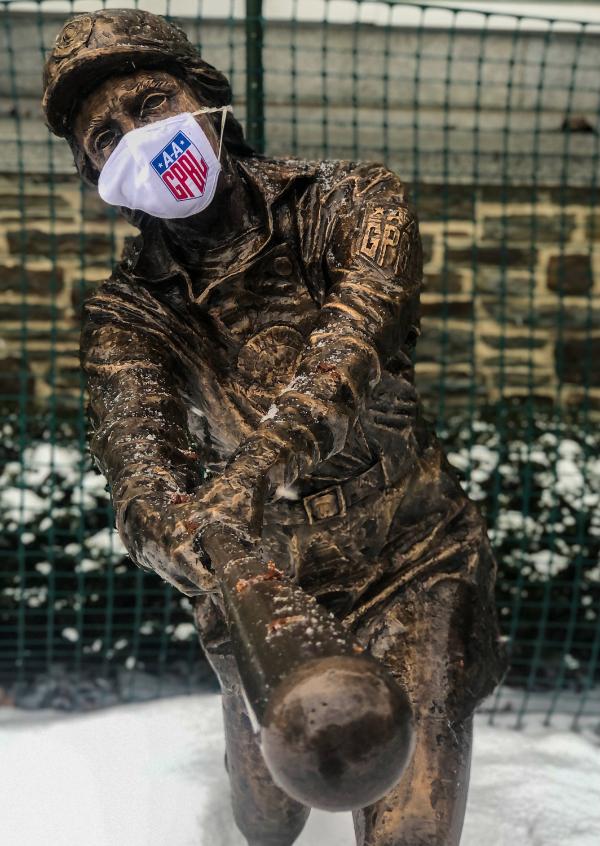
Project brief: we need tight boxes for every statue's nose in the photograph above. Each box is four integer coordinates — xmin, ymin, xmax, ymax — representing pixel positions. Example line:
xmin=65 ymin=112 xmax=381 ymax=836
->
xmin=117 ymin=115 xmax=140 ymax=135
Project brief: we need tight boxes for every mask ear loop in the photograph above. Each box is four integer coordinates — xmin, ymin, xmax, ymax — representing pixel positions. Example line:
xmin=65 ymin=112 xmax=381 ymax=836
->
xmin=191 ymin=104 xmax=233 ymax=161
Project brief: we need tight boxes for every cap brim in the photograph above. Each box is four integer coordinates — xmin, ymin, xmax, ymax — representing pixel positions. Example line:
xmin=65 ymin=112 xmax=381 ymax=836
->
xmin=44 ymin=44 xmax=183 ymax=137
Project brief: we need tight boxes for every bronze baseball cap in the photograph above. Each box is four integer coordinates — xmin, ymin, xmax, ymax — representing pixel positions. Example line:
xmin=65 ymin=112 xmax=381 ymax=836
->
xmin=42 ymin=9 xmax=230 ymax=137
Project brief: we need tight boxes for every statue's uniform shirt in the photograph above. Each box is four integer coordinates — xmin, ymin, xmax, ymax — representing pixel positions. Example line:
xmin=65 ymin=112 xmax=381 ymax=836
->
xmin=81 ymin=155 xmax=506 ymax=711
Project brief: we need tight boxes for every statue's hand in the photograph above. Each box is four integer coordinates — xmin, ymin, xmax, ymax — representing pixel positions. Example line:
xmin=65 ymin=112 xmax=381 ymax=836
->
xmin=123 ymin=467 xmax=270 ymax=597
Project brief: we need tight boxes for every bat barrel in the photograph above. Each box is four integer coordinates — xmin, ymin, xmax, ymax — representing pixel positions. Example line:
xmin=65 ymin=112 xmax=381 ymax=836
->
xmin=202 ymin=528 xmax=414 ymax=811
xmin=260 ymin=654 xmax=414 ymax=812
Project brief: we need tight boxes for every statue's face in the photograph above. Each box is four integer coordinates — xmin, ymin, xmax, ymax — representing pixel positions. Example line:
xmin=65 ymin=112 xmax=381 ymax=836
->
xmin=72 ymin=68 xmax=219 ymax=175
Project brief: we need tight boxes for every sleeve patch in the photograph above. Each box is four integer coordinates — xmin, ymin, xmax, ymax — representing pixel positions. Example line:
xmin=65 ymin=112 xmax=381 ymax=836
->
xmin=358 ymin=206 xmax=418 ymax=276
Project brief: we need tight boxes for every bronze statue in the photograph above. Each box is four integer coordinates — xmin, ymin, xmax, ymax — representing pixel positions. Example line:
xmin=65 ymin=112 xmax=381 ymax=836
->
xmin=42 ymin=10 xmax=507 ymax=845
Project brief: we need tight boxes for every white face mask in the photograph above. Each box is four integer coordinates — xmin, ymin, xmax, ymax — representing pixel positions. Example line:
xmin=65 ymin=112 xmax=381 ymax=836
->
xmin=97 ymin=105 xmax=232 ymax=219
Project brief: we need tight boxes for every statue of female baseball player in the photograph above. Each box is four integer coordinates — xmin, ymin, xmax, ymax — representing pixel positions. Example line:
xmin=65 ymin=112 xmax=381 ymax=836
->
xmin=42 ymin=10 xmax=506 ymax=845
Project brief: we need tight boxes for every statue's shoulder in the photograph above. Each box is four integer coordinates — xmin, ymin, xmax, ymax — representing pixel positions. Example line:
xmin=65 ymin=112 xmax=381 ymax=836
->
xmin=236 ymin=153 xmax=378 ymax=194
xmin=80 ymin=260 xmax=157 ymax=333
xmin=82 ymin=265 xmax=136 ymax=308
xmin=318 ymin=158 xmax=410 ymax=198
xmin=237 ymin=153 xmax=321 ymax=180
xmin=236 ymin=154 xmax=410 ymax=211
xmin=242 ymin=153 xmax=396 ymax=181
xmin=292 ymin=157 xmax=411 ymax=206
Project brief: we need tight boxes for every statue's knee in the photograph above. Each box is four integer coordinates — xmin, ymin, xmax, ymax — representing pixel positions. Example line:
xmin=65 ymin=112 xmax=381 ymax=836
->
xmin=424 ymin=578 xmax=476 ymax=658
xmin=221 ymin=692 xmax=310 ymax=846
xmin=426 ymin=576 xmax=472 ymax=613
xmin=234 ymin=803 xmax=310 ymax=846
xmin=358 ymin=814 xmax=455 ymax=846
xmin=425 ymin=576 xmax=501 ymax=720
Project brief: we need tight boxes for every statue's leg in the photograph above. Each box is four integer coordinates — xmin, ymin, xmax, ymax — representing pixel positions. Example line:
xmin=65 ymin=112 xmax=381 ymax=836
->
xmin=194 ymin=596 xmax=310 ymax=846
xmin=351 ymin=577 xmax=481 ymax=846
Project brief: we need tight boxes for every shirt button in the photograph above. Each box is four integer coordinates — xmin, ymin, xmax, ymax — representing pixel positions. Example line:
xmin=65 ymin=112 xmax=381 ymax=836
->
xmin=273 ymin=256 xmax=293 ymax=276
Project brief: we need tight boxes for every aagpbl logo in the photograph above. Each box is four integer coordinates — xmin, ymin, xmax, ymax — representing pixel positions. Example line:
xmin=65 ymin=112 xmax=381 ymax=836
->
xmin=150 ymin=132 xmax=209 ymax=201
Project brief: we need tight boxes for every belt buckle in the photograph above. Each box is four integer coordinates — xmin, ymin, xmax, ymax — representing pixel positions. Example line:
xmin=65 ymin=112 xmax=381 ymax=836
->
xmin=302 ymin=484 xmax=347 ymax=524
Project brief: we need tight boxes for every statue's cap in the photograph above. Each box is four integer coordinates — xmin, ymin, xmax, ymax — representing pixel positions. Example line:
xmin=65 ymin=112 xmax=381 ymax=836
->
xmin=42 ymin=9 xmax=231 ymax=137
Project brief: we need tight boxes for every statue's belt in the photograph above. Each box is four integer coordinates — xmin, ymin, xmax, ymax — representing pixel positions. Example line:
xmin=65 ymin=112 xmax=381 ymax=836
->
xmin=301 ymin=457 xmax=390 ymax=525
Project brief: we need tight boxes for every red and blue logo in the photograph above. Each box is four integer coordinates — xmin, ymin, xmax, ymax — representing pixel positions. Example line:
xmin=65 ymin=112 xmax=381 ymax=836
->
xmin=151 ymin=132 xmax=209 ymax=201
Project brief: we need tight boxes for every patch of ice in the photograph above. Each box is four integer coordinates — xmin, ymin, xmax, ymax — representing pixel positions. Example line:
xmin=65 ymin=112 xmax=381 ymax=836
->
xmin=85 ymin=528 xmax=128 ymax=559
xmin=586 ymin=565 xmax=600 ymax=582
xmin=556 ymin=458 xmax=584 ymax=496
xmin=260 ymin=403 xmax=279 ymax=422
xmin=528 ymin=550 xmax=570 ymax=578
xmin=7 ymin=443 xmax=84 ymax=491
xmin=529 ymin=449 xmax=549 ymax=466
xmin=76 ymin=559 xmax=101 ymax=574
xmin=71 ymin=489 xmax=99 ymax=510
xmin=172 ymin=623 xmax=196 ymax=641
xmin=0 ymin=487 xmax=47 ymax=523
xmin=558 ymin=439 xmax=582 ymax=460
xmin=27 ymin=587 xmax=48 ymax=608
xmin=470 ymin=443 xmax=499 ymax=471
xmin=274 ymin=482 xmax=300 ymax=501
xmin=448 ymin=451 xmax=469 ymax=471
xmin=61 ymin=628 xmax=79 ymax=643
xmin=466 ymin=484 xmax=486 ymax=501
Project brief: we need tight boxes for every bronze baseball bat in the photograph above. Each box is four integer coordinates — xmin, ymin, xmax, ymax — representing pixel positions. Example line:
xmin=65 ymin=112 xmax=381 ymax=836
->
xmin=201 ymin=526 xmax=414 ymax=812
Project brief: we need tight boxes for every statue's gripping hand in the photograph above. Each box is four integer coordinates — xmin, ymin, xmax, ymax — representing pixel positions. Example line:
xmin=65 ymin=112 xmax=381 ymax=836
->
xmin=123 ymin=466 xmax=268 ymax=596
xmin=81 ymin=312 xmax=249 ymax=596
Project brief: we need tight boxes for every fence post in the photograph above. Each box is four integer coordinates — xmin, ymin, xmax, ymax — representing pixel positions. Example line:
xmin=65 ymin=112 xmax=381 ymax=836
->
xmin=245 ymin=0 xmax=265 ymax=153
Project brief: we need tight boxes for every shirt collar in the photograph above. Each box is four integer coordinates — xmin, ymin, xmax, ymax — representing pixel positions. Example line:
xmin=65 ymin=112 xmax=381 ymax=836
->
xmin=120 ymin=155 xmax=320 ymax=305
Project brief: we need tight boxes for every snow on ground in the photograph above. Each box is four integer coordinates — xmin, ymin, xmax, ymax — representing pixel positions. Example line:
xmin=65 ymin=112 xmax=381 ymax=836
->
xmin=1 ymin=695 xmax=599 ymax=846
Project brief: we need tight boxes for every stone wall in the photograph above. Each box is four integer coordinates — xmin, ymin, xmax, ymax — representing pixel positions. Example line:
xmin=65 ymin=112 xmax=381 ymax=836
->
xmin=1 ymin=175 xmax=598 ymax=417
xmin=0 ymin=176 xmax=133 ymax=415
xmin=415 ymin=183 xmax=600 ymax=414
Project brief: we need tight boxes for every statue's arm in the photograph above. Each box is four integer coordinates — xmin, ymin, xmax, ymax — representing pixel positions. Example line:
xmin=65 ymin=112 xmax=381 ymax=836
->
xmin=224 ymin=163 xmax=423 ymax=490
xmin=80 ymin=312 xmax=218 ymax=594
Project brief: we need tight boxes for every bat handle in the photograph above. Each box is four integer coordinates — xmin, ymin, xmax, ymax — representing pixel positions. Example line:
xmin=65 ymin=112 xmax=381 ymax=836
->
xmin=200 ymin=525 xmax=257 ymax=577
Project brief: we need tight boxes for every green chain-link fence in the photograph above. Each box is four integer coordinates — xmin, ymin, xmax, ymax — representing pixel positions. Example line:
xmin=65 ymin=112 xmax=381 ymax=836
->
xmin=0 ymin=0 xmax=599 ymax=725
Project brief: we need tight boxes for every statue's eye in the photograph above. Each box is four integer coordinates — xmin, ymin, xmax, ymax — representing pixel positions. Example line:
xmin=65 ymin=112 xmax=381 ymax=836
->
xmin=141 ymin=93 xmax=167 ymax=114
xmin=94 ymin=129 xmax=115 ymax=151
